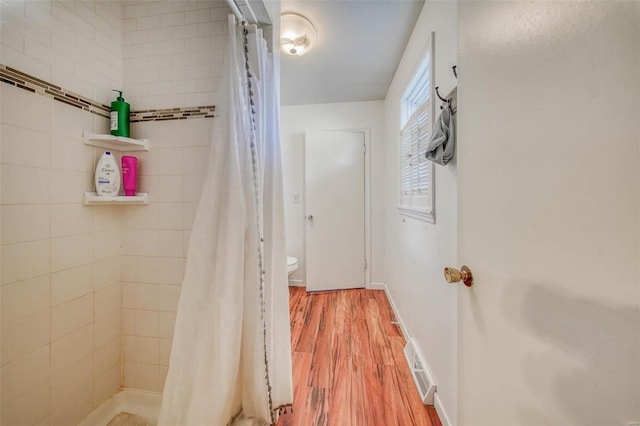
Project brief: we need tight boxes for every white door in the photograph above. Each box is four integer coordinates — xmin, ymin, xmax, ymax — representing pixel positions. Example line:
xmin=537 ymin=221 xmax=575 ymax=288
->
xmin=457 ymin=3 xmax=640 ymax=425
xmin=304 ymin=130 xmax=365 ymax=292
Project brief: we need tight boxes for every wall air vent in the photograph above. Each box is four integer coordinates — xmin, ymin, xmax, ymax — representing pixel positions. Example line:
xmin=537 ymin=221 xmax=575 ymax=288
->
xmin=403 ymin=338 xmax=436 ymax=405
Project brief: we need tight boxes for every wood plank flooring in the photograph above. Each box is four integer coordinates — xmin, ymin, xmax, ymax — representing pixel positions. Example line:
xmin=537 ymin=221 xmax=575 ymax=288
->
xmin=278 ymin=287 xmax=442 ymax=426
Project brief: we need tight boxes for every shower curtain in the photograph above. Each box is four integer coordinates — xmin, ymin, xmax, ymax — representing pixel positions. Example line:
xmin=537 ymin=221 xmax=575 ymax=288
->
xmin=158 ymin=15 xmax=293 ymax=426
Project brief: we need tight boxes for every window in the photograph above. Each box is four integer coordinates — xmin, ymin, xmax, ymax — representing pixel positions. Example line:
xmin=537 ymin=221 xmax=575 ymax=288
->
xmin=399 ymin=34 xmax=435 ymax=223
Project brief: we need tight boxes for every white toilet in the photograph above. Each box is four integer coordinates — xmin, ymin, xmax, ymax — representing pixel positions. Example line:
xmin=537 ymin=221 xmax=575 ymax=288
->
xmin=287 ymin=256 xmax=298 ymax=277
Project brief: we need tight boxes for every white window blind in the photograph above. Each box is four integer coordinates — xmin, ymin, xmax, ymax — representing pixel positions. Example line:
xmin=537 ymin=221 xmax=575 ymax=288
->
xmin=400 ymin=101 xmax=433 ymax=215
xmin=398 ymin=32 xmax=435 ymax=223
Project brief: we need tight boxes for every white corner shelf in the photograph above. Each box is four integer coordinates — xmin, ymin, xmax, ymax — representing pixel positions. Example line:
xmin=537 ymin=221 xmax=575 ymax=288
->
xmin=84 ymin=192 xmax=149 ymax=205
xmin=83 ymin=131 xmax=149 ymax=152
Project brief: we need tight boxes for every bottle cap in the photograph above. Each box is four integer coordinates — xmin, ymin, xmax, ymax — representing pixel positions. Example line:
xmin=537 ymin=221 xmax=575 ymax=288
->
xmin=112 ymin=89 xmax=124 ymax=101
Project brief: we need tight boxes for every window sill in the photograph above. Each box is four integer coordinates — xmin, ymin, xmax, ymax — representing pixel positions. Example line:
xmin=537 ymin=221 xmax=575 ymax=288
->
xmin=398 ymin=206 xmax=435 ymax=224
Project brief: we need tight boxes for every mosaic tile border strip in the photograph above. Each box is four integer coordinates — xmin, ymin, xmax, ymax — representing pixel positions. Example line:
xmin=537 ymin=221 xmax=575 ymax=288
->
xmin=0 ymin=64 xmax=216 ymax=122
xmin=130 ymin=106 xmax=216 ymax=123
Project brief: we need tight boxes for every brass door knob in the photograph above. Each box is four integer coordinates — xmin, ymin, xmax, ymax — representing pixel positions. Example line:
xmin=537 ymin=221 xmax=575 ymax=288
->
xmin=444 ymin=265 xmax=473 ymax=287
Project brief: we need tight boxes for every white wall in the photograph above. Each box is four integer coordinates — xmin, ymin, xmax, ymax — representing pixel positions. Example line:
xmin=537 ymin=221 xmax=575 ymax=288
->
xmin=457 ymin=2 xmax=640 ymax=425
xmin=122 ymin=0 xmax=230 ymax=110
xmin=281 ymin=101 xmax=385 ymax=285
xmin=0 ymin=0 xmax=123 ymax=105
xmin=382 ymin=1 xmax=457 ymax=424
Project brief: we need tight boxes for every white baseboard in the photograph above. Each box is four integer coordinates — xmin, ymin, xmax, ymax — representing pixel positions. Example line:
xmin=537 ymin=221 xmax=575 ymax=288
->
xmin=288 ymin=279 xmax=305 ymax=287
xmin=434 ymin=393 xmax=453 ymax=426
xmin=78 ymin=388 xmax=163 ymax=426
xmin=382 ymin=283 xmax=410 ymax=341
xmin=368 ymin=282 xmax=386 ymax=290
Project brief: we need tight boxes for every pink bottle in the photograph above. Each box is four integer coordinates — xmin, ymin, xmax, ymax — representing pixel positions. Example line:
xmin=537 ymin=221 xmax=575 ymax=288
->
xmin=121 ymin=156 xmax=138 ymax=196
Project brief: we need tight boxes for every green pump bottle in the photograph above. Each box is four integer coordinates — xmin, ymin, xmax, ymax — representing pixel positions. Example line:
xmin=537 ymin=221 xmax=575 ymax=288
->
xmin=110 ymin=90 xmax=130 ymax=138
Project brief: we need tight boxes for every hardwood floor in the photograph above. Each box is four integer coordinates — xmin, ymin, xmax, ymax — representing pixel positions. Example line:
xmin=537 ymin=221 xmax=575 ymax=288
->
xmin=278 ymin=287 xmax=442 ymax=426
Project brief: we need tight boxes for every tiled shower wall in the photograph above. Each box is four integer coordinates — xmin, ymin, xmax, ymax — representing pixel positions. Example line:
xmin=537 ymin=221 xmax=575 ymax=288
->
xmin=121 ymin=118 xmax=212 ymax=391
xmin=1 ymin=83 xmax=123 ymax=426
xmin=0 ymin=0 xmax=227 ymax=424
xmin=122 ymin=0 xmax=229 ymax=110
xmin=0 ymin=0 xmax=123 ymax=104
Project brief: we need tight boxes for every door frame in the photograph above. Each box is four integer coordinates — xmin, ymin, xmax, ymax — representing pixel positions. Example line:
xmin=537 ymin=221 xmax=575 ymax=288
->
xmin=302 ymin=128 xmax=372 ymax=289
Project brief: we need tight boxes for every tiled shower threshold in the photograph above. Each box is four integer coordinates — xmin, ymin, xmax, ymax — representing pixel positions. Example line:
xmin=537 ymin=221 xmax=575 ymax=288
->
xmin=78 ymin=389 xmax=162 ymax=426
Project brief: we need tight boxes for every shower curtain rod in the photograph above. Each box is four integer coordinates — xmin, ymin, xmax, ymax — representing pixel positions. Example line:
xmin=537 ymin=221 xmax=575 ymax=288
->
xmin=226 ymin=0 xmax=247 ymax=23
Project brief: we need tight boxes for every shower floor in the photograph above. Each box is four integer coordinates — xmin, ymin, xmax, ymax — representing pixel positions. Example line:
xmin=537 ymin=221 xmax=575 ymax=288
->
xmin=107 ymin=412 xmax=155 ymax=426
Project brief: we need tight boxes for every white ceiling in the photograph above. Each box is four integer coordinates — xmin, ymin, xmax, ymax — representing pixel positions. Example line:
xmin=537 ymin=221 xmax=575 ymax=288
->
xmin=280 ymin=0 xmax=424 ymax=106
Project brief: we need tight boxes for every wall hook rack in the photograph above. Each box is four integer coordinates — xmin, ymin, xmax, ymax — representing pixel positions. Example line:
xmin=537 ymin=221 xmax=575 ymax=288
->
xmin=435 ymin=86 xmax=450 ymax=104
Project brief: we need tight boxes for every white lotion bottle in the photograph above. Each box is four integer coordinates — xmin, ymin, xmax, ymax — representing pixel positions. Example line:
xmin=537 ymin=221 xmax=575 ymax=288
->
xmin=95 ymin=151 xmax=121 ymax=196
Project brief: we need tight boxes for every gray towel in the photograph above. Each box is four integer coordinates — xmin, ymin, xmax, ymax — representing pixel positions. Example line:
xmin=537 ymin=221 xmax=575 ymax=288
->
xmin=425 ymin=104 xmax=455 ymax=165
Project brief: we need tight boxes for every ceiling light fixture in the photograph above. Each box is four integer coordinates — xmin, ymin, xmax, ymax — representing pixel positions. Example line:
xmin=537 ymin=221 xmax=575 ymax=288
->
xmin=280 ymin=12 xmax=317 ymax=56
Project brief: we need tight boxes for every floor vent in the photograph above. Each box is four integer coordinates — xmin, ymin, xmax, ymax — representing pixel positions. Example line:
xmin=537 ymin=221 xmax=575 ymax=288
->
xmin=404 ymin=338 xmax=436 ymax=405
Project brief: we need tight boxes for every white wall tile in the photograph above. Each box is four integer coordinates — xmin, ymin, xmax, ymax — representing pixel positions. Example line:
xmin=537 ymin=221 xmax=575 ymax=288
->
xmin=183 ymin=147 xmax=209 ymax=174
xmin=1 ymin=310 xmax=50 ymax=366
xmin=51 ymin=135 xmax=94 ymax=173
xmin=51 ymin=264 xmax=93 ymax=306
xmin=124 ymin=3 xmax=149 ymax=19
xmin=95 ymin=312 xmax=121 ymax=349
xmin=158 ymin=202 xmax=183 ymax=230
xmin=51 ymin=324 xmax=93 ymax=373
xmin=94 ymin=336 xmax=120 ymax=374
xmin=93 ymin=257 xmax=121 ymax=291
xmin=160 ymin=12 xmax=185 ymax=27
xmin=133 ymin=282 xmax=159 ymax=311
xmin=93 ymin=230 xmax=123 ymax=261
xmin=0 ymin=379 xmax=50 ymax=426
xmin=156 ymin=175 xmax=183 ymax=202
xmin=1 ymin=239 xmax=49 ymax=285
xmin=159 ymin=338 xmax=172 ymax=365
xmin=185 ymin=9 xmax=210 ymax=24
xmin=50 ymin=353 xmax=92 ymax=409
xmin=51 ymin=234 xmax=93 ymax=272
xmin=157 ymin=230 xmax=183 ymax=257
xmin=124 ymin=229 xmax=159 ymax=256
xmin=1 ymin=124 xmax=51 ymax=168
xmin=123 ymin=309 xmax=136 ymax=335
xmin=136 ymin=336 xmax=159 ymax=365
xmin=51 ymin=204 xmax=93 ymax=238
xmin=95 ymin=283 xmax=121 ymax=319
xmin=0 ymin=85 xmax=51 ymax=132
xmin=156 ymin=257 xmax=185 ymax=285
xmin=123 ymin=335 xmax=136 ymax=362
xmin=135 ymin=310 xmax=159 ymax=337
xmin=136 ymin=363 xmax=161 ymax=392
xmin=51 ymin=294 xmax=94 ymax=341
xmin=1 ymin=275 xmax=50 ymax=325
xmin=1 ymin=204 xmax=50 ymax=244
xmin=95 ymin=363 xmax=120 ymax=404
xmin=172 ymin=1 xmax=200 ymax=13
xmin=50 ymin=383 xmax=93 ymax=426
xmin=50 ymin=170 xmax=92 ymax=204
xmin=123 ymin=255 xmax=159 ymax=283
xmin=51 ymin=101 xmax=95 ymax=139
xmin=123 ymin=361 xmax=137 ymax=388
xmin=0 ymin=346 xmax=49 ymax=404
xmin=158 ymin=311 xmax=176 ymax=338
xmin=158 ymin=148 xmax=183 ymax=175
xmin=125 ymin=203 xmax=159 ymax=229
xmin=93 ymin=205 xmax=124 ymax=232
xmin=182 ymin=173 xmax=205 ymax=203
xmin=183 ymin=202 xmax=197 ymax=230
xmin=157 ymin=285 xmax=181 ymax=312
xmin=1 ymin=165 xmax=51 ymax=204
